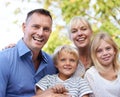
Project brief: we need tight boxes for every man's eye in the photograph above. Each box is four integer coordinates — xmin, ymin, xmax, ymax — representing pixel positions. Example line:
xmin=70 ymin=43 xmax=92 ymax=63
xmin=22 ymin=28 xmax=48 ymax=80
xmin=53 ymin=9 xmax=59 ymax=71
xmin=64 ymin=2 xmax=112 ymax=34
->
xmin=43 ymin=27 xmax=50 ymax=32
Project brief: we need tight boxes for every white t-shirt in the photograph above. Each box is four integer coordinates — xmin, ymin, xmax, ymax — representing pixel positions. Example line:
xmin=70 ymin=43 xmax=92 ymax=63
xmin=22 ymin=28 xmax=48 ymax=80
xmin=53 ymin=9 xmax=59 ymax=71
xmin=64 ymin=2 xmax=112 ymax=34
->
xmin=36 ymin=74 xmax=93 ymax=97
xmin=84 ymin=66 xmax=120 ymax=97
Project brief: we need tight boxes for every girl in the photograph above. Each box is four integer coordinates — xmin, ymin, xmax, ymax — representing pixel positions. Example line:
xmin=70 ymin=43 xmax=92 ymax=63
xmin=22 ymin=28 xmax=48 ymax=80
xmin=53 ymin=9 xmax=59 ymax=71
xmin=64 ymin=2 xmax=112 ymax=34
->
xmin=85 ymin=32 xmax=120 ymax=97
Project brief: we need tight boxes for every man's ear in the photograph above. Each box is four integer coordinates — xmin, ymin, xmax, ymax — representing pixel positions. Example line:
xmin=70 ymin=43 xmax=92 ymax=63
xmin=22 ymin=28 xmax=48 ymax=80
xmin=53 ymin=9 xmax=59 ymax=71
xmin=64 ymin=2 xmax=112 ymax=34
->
xmin=22 ymin=23 xmax=26 ymax=34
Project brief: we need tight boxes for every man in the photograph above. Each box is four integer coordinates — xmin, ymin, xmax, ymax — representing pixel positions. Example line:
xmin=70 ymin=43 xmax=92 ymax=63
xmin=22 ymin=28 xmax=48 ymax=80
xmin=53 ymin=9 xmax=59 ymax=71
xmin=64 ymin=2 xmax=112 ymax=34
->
xmin=0 ymin=8 xmax=68 ymax=97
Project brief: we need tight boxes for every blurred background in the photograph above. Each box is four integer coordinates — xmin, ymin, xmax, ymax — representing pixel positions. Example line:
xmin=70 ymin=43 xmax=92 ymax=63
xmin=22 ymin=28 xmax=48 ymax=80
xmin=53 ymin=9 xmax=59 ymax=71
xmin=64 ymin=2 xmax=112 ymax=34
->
xmin=0 ymin=0 xmax=120 ymax=53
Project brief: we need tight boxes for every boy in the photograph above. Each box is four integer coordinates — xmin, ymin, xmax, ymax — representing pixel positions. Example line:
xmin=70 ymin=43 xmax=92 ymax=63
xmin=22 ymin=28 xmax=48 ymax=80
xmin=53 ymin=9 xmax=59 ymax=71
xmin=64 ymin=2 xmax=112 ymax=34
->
xmin=35 ymin=45 xmax=93 ymax=97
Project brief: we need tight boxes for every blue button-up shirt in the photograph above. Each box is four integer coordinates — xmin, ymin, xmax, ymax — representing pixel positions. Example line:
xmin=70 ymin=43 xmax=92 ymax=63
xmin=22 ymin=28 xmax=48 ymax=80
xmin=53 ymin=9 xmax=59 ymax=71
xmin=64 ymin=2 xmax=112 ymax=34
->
xmin=0 ymin=39 xmax=57 ymax=97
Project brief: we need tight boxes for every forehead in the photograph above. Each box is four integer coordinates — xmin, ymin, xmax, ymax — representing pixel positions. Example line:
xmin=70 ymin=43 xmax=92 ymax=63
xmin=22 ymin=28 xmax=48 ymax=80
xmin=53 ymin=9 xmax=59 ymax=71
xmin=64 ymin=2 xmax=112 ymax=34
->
xmin=27 ymin=13 xmax=52 ymax=25
xmin=58 ymin=49 xmax=78 ymax=58
xmin=97 ymin=40 xmax=112 ymax=48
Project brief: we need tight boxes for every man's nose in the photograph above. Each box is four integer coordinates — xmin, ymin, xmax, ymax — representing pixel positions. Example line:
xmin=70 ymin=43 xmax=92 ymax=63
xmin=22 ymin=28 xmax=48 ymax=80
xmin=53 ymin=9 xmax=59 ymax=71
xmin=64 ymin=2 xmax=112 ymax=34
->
xmin=38 ymin=28 xmax=44 ymax=35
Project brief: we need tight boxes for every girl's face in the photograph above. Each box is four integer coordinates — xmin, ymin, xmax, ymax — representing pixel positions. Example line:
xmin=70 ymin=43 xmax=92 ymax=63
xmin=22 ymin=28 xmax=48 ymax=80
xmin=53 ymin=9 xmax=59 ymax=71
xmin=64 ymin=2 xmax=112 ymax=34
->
xmin=70 ymin=21 xmax=92 ymax=49
xmin=56 ymin=51 xmax=78 ymax=80
xmin=96 ymin=40 xmax=115 ymax=67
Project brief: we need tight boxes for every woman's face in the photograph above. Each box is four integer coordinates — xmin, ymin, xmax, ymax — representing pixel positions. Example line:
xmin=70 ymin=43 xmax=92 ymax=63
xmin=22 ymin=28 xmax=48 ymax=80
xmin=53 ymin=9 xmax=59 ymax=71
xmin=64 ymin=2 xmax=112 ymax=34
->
xmin=70 ymin=21 xmax=92 ymax=49
xmin=96 ymin=40 xmax=115 ymax=67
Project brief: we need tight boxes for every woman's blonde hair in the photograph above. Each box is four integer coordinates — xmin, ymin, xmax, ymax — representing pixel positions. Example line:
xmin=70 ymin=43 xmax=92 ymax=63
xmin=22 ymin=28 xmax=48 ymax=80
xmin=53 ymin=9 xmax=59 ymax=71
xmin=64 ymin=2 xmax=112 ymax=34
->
xmin=68 ymin=16 xmax=92 ymax=34
xmin=91 ymin=32 xmax=120 ymax=72
xmin=53 ymin=45 xmax=79 ymax=65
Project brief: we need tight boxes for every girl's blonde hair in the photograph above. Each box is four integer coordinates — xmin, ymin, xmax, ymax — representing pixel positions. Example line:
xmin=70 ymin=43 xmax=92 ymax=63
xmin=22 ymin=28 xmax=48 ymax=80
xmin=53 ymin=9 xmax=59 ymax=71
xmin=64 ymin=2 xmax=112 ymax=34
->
xmin=53 ymin=45 xmax=79 ymax=65
xmin=91 ymin=32 xmax=120 ymax=72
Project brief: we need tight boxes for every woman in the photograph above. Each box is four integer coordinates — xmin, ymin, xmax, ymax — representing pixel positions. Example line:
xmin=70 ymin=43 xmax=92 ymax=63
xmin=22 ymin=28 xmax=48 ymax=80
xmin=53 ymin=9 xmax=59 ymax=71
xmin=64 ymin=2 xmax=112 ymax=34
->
xmin=84 ymin=32 xmax=120 ymax=97
xmin=68 ymin=16 xmax=93 ymax=76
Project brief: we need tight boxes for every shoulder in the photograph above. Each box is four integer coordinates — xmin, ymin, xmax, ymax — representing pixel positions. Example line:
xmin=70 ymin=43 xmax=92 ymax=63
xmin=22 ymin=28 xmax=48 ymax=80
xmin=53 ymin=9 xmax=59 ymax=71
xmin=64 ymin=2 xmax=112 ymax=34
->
xmin=85 ymin=66 xmax=97 ymax=74
xmin=84 ymin=66 xmax=98 ymax=80
xmin=43 ymin=74 xmax=57 ymax=79
xmin=38 ymin=74 xmax=58 ymax=83
xmin=0 ymin=47 xmax=17 ymax=63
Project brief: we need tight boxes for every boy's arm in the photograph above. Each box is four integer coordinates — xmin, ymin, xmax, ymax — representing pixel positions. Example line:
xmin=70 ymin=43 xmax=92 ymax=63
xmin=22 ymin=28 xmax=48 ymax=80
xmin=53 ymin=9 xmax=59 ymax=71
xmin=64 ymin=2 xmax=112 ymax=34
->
xmin=82 ymin=94 xmax=89 ymax=97
xmin=33 ymin=88 xmax=71 ymax=97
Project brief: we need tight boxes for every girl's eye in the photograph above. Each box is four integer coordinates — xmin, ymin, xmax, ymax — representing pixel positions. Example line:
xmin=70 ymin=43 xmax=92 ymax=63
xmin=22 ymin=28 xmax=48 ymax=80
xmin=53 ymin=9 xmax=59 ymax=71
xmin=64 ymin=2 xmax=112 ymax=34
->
xmin=96 ymin=49 xmax=102 ymax=53
xmin=106 ymin=47 xmax=111 ymax=51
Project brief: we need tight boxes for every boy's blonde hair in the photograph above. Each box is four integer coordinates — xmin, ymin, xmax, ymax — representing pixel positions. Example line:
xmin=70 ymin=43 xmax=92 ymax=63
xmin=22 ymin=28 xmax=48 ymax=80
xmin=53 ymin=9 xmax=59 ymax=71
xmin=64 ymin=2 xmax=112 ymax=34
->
xmin=53 ymin=45 xmax=79 ymax=65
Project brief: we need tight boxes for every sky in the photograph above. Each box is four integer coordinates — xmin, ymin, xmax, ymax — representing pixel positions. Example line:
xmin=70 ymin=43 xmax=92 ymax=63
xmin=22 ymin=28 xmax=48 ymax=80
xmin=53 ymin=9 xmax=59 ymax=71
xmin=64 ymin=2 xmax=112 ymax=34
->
xmin=0 ymin=0 xmax=44 ymax=50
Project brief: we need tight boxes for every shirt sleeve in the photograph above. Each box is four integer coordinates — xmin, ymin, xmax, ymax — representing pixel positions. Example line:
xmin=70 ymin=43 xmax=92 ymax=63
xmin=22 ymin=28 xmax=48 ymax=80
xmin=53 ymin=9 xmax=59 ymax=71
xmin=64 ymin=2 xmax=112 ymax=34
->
xmin=35 ymin=75 xmax=51 ymax=91
xmin=0 ymin=52 xmax=10 ymax=97
xmin=84 ymin=69 xmax=96 ymax=97
xmin=78 ymin=78 xmax=93 ymax=97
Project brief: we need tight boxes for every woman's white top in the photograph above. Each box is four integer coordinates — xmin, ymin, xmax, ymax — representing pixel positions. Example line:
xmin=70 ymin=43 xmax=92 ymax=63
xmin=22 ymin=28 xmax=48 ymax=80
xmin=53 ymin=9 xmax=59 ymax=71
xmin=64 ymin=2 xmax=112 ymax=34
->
xmin=84 ymin=66 xmax=120 ymax=97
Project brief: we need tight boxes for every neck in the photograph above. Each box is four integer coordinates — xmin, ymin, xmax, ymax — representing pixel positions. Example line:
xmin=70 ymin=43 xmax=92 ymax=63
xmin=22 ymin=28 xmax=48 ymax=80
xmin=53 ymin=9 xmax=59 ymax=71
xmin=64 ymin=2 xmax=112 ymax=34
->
xmin=32 ymin=51 xmax=41 ymax=71
xmin=78 ymin=47 xmax=91 ymax=69
xmin=99 ymin=65 xmax=117 ymax=81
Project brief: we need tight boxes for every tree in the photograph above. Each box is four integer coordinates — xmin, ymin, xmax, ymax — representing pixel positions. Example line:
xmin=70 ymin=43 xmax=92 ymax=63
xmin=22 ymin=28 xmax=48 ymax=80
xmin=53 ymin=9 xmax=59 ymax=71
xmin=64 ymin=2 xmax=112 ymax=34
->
xmin=59 ymin=0 xmax=120 ymax=48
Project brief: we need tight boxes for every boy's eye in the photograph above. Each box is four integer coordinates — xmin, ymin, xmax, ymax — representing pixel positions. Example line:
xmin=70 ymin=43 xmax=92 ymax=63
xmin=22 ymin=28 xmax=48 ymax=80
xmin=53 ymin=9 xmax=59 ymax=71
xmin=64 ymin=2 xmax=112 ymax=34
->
xmin=70 ymin=59 xmax=76 ymax=62
xmin=60 ymin=58 xmax=65 ymax=61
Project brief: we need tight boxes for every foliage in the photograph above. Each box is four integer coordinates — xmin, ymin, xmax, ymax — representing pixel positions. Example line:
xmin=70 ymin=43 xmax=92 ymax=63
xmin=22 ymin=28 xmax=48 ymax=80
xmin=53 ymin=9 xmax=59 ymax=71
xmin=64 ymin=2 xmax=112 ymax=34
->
xmin=57 ymin=0 xmax=120 ymax=48
xmin=42 ymin=29 xmax=71 ymax=54
xmin=4 ymin=0 xmax=120 ymax=51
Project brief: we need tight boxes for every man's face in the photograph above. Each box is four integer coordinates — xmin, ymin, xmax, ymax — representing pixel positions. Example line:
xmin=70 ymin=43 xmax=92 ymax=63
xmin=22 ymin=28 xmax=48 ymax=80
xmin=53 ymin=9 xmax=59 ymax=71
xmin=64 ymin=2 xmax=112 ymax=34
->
xmin=22 ymin=13 xmax=52 ymax=52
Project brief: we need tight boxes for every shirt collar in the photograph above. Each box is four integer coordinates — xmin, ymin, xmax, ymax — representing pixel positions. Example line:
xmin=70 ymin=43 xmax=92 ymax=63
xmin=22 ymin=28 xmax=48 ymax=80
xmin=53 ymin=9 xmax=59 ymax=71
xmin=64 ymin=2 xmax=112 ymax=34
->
xmin=17 ymin=39 xmax=30 ymax=57
xmin=16 ymin=39 xmax=49 ymax=63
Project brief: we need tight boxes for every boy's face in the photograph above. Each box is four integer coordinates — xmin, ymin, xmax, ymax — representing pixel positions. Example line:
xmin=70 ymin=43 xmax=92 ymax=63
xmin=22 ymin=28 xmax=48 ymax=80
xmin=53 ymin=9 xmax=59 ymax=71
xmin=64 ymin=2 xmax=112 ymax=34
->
xmin=56 ymin=51 xmax=78 ymax=80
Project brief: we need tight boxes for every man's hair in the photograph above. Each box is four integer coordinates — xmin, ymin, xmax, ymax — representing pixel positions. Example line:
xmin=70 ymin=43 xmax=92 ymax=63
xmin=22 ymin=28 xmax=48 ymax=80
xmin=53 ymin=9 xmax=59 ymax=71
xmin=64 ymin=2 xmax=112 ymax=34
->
xmin=26 ymin=8 xmax=52 ymax=21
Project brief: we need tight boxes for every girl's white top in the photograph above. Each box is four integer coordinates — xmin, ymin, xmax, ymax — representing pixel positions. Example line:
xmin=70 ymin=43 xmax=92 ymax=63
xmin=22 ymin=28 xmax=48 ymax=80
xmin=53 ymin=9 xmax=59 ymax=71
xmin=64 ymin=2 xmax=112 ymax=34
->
xmin=84 ymin=66 xmax=120 ymax=97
